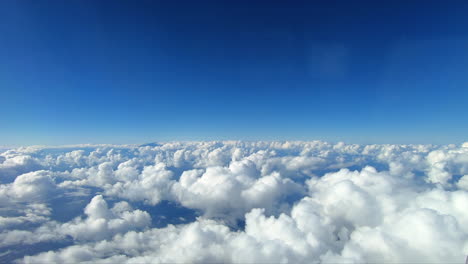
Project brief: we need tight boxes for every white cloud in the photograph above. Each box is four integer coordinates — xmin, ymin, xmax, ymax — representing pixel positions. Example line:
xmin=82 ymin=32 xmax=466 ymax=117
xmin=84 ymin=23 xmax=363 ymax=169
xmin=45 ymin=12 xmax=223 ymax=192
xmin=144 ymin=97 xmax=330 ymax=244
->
xmin=0 ymin=141 xmax=467 ymax=263
xmin=0 ymin=170 xmax=57 ymax=206
xmin=60 ymin=195 xmax=151 ymax=241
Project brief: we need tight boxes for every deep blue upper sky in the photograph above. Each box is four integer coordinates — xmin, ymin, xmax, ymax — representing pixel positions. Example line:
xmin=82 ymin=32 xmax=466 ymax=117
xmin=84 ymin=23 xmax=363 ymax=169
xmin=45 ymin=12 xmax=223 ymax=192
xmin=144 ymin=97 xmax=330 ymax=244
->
xmin=1 ymin=1 xmax=467 ymax=145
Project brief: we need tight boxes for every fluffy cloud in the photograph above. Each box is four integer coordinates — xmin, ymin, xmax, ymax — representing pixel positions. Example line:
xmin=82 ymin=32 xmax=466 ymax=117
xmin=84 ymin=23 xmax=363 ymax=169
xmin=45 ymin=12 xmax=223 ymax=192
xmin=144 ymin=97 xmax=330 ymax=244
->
xmin=0 ymin=170 xmax=57 ymax=206
xmin=0 ymin=141 xmax=467 ymax=263
xmin=60 ymin=195 xmax=151 ymax=241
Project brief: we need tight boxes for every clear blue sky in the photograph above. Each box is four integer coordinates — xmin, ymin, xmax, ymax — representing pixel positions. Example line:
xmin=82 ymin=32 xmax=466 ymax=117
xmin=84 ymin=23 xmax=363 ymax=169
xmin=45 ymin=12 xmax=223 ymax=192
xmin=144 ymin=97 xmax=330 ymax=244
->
xmin=1 ymin=1 xmax=467 ymax=145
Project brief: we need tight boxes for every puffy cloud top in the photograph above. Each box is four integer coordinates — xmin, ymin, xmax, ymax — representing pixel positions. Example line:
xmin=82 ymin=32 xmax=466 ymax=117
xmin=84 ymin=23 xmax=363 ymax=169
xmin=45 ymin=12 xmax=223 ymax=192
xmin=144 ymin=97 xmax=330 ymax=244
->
xmin=0 ymin=141 xmax=467 ymax=263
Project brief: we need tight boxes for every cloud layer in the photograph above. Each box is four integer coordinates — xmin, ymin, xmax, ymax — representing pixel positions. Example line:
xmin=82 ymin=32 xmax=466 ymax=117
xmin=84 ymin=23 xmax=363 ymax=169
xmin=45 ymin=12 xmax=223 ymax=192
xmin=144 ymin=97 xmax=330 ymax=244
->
xmin=1 ymin=141 xmax=468 ymax=263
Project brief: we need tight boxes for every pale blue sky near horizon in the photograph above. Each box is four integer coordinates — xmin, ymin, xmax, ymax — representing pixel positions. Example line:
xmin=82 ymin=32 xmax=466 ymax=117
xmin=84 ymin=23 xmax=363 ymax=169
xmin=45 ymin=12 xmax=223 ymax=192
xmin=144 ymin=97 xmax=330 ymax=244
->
xmin=1 ymin=1 xmax=468 ymax=145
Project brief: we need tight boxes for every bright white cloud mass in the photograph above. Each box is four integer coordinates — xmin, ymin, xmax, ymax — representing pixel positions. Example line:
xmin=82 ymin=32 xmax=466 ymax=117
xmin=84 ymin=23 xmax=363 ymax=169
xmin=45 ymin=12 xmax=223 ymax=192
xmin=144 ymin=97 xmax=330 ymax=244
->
xmin=1 ymin=141 xmax=468 ymax=263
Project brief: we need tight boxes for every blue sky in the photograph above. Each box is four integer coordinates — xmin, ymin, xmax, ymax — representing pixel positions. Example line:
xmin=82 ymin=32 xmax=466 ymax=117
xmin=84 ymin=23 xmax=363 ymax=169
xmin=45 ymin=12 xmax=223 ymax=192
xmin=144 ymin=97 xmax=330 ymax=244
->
xmin=1 ymin=1 xmax=467 ymax=145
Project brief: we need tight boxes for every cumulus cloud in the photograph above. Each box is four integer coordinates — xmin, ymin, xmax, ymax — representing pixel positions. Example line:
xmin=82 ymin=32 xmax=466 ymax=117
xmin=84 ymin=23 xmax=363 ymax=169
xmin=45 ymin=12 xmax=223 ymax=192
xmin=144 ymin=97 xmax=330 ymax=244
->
xmin=0 ymin=170 xmax=57 ymax=206
xmin=0 ymin=141 xmax=467 ymax=263
xmin=0 ymin=195 xmax=150 ymax=247
xmin=60 ymin=195 xmax=151 ymax=241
